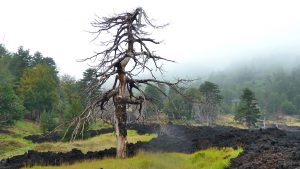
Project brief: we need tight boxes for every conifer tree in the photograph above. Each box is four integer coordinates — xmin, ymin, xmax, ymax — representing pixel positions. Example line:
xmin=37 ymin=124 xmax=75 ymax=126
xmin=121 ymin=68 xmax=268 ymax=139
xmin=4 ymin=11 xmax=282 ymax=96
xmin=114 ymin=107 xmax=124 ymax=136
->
xmin=235 ymin=88 xmax=260 ymax=128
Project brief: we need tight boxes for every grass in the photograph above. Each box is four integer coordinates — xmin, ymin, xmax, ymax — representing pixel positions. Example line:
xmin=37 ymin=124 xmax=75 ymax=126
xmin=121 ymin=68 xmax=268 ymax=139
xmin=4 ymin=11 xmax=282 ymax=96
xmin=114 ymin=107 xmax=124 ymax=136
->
xmin=218 ymin=114 xmax=300 ymax=128
xmin=215 ymin=114 xmax=246 ymax=128
xmin=33 ymin=130 xmax=157 ymax=153
xmin=0 ymin=120 xmax=41 ymax=159
xmin=284 ymin=115 xmax=300 ymax=126
xmin=87 ymin=120 xmax=112 ymax=130
xmin=8 ymin=120 xmax=42 ymax=137
xmin=0 ymin=120 xmax=156 ymax=159
xmin=24 ymin=147 xmax=243 ymax=169
xmin=0 ymin=134 xmax=34 ymax=159
xmin=168 ymin=114 xmax=246 ymax=128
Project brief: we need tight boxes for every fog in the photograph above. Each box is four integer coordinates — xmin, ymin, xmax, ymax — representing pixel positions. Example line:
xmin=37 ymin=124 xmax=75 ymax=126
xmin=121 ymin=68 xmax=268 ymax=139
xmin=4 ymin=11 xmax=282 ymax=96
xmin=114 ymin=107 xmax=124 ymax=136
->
xmin=1 ymin=0 xmax=300 ymax=79
xmin=166 ymin=53 xmax=300 ymax=80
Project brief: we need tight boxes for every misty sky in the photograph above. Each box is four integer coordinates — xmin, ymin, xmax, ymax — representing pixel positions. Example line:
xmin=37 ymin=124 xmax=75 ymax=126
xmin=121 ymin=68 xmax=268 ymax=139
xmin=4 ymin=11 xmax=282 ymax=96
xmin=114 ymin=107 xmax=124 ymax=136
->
xmin=1 ymin=0 xmax=300 ymax=79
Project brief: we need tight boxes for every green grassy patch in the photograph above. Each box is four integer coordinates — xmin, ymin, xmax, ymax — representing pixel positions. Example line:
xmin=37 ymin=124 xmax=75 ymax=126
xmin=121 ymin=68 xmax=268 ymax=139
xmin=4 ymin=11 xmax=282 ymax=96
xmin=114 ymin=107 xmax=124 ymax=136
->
xmin=0 ymin=120 xmax=41 ymax=159
xmin=24 ymin=147 xmax=243 ymax=169
xmin=7 ymin=120 xmax=42 ymax=137
xmin=87 ymin=120 xmax=112 ymax=130
xmin=0 ymin=134 xmax=34 ymax=159
xmin=33 ymin=130 xmax=157 ymax=153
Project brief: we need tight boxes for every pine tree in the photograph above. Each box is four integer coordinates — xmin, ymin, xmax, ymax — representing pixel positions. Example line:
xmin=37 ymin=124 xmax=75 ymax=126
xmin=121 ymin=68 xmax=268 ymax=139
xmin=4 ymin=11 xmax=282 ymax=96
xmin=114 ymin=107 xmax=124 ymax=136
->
xmin=198 ymin=81 xmax=223 ymax=125
xmin=199 ymin=81 xmax=223 ymax=105
xmin=235 ymin=88 xmax=260 ymax=128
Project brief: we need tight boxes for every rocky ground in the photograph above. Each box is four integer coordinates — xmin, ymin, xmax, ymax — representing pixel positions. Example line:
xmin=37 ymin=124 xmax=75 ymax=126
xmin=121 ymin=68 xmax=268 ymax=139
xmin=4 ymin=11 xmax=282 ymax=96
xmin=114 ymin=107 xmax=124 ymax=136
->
xmin=1 ymin=124 xmax=299 ymax=169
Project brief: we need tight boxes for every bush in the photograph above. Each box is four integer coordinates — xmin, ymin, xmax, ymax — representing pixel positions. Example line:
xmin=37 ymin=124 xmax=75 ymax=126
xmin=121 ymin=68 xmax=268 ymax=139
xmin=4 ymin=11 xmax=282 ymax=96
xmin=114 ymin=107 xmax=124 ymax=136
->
xmin=41 ymin=111 xmax=56 ymax=133
xmin=0 ymin=84 xmax=24 ymax=124
xmin=280 ymin=100 xmax=297 ymax=114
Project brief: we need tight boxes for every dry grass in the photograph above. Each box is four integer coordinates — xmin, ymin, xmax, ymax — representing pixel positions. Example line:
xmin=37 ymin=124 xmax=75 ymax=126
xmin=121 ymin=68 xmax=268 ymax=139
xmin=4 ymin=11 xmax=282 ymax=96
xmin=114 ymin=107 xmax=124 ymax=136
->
xmin=33 ymin=130 xmax=157 ymax=153
xmin=284 ymin=115 xmax=300 ymax=126
xmin=215 ymin=114 xmax=246 ymax=128
xmin=216 ymin=114 xmax=300 ymax=128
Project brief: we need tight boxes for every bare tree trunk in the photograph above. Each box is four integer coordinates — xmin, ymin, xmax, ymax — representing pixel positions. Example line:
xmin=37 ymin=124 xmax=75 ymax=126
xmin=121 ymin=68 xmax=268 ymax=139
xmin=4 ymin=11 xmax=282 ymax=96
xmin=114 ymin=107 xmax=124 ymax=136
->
xmin=115 ymin=72 xmax=127 ymax=158
xmin=114 ymin=99 xmax=127 ymax=158
xmin=113 ymin=22 xmax=134 ymax=158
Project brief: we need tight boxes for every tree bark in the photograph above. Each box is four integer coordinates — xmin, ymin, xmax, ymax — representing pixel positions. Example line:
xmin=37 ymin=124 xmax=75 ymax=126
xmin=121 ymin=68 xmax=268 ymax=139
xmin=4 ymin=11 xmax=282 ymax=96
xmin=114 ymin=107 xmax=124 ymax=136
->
xmin=114 ymin=20 xmax=134 ymax=158
xmin=114 ymin=99 xmax=127 ymax=158
xmin=114 ymin=72 xmax=127 ymax=158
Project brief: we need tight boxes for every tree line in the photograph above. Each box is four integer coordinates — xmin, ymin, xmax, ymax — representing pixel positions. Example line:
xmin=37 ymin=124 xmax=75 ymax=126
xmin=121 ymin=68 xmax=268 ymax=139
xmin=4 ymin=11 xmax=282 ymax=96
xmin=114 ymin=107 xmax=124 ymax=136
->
xmin=209 ymin=61 xmax=300 ymax=122
xmin=3 ymin=44 xmax=297 ymax=132
xmin=143 ymin=81 xmax=260 ymax=128
xmin=0 ymin=44 xmax=98 ymax=133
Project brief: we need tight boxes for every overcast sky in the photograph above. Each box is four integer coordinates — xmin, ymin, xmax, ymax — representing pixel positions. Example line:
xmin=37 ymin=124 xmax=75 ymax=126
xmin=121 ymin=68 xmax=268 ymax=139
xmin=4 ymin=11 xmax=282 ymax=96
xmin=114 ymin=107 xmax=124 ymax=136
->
xmin=1 ymin=0 xmax=300 ymax=79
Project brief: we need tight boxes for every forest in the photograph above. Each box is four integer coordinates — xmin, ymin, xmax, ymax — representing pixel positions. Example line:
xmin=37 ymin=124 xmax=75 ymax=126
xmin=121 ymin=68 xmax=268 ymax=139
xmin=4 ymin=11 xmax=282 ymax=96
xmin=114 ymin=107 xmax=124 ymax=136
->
xmin=1 ymin=44 xmax=299 ymax=131
xmin=0 ymin=45 xmax=87 ymax=132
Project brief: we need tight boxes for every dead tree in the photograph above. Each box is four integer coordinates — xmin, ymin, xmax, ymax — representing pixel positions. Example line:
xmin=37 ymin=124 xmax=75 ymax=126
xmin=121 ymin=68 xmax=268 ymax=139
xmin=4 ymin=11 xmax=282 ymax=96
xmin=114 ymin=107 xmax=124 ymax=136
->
xmin=68 ymin=8 xmax=188 ymax=158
